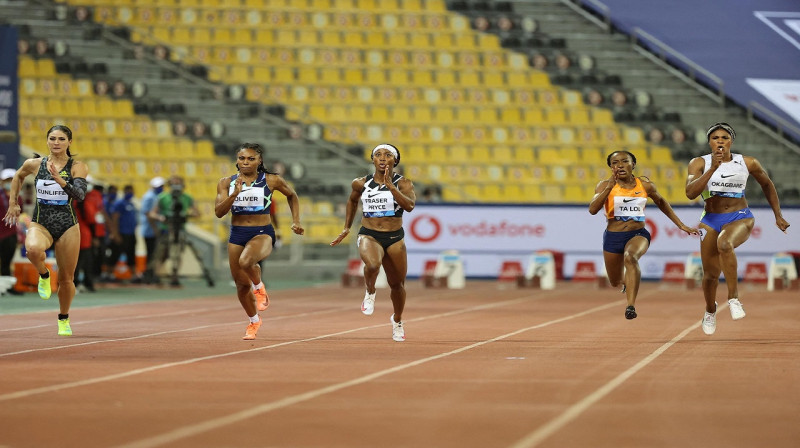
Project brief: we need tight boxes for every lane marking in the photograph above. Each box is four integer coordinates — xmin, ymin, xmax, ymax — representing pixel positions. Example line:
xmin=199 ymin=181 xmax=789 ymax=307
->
xmin=0 ymin=304 xmax=234 ymax=333
xmin=0 ymin=308 xmax=343 ymax=358
xmin=507 ymin=318 xmax=705 ymax=448
xmin=115 ymin=300 xmax=621 ymax=448
xmin=0 ymin=294 xmax=567 ymax=402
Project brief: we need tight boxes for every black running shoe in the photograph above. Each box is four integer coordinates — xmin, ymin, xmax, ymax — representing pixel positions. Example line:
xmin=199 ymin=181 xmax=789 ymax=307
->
xmin=625 ymin=305 xmax=637 ymax=319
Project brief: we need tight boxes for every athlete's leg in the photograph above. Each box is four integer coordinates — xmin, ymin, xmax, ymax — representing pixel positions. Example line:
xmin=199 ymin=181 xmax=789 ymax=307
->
xmin=621 ymin=236 xmax=649 ymax=307
xmin=699 ymin=224 xmax=721 ymax=313
xmin=382 ymin=241 xmax=408 ymax=322
xmin=717 ymin=218 xmax=754 ymax=301
xmin=358 ymin=235 xmax=385 ymax=295
xmin=228 ymin=243 xmax=256 ymax=317
xmin=53 ymin=225 xmax=80 ymax=314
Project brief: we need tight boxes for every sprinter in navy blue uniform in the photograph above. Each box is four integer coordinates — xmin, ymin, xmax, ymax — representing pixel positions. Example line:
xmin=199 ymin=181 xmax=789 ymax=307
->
xmin=215 ymin=143 xmax=304 ymax=340
xmin=330 ymin=144 xmax=416 ymax=342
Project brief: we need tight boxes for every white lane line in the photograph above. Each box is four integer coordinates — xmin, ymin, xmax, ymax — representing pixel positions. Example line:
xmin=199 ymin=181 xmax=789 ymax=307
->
xmin=507 ymin=318 xmax=703 ymax=448
xmin=0 ymin=308 xmax=345 ymax=358
xmin=0 ymin=294 xmax=555 ymax=402
xmin=0 ymin=304 xmax=234 ymax=333
xmin=115 ymin=300 xmax=621 ymax=448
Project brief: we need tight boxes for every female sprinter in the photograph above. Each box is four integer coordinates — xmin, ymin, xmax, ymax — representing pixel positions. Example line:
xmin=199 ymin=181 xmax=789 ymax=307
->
xmin=3 ymin=125 xmax=89 ymax=336
xmin=686 ymin=122 xmax=790 ymax=335
xmin=215 ymin=143 xmax=304 ymax=340
xmin=330 ymin=143 xmax=416 ymax=342
xmin=589 ymin=150 xmax=698 ymax=319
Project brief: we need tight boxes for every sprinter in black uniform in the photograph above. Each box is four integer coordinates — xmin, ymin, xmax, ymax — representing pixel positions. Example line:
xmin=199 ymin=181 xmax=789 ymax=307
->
xmin=3 ymin=125 xmax=88 ymax=336
xmin=215 ymin=143 xmax=304 ymax=340
xmin=330 ymin=143 xmax=416 ymax=342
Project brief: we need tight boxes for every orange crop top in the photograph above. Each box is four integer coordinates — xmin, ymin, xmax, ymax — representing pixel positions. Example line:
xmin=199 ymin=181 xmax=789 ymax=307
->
xmin=604 ymin=178 xmax=648 ymax=222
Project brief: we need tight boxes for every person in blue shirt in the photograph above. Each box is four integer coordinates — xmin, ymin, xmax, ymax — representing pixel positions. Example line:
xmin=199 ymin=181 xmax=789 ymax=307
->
xmin=139 ymin=176 xmax=164 ymax=283
xmin=108 ymin=184 xmax=140 ymax=282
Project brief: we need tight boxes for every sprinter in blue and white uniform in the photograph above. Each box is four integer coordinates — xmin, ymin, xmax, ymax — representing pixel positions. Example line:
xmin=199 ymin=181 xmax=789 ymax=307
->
xmin=330 ymin=143 xmax=416 ymax=342
xmin=686 ymin=122 xmax=790 ymax=335
xmin=215 ymin=143 xmax=304 ymax=341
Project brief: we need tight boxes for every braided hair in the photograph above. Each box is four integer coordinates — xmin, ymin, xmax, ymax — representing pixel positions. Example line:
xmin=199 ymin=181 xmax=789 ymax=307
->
xmin=235 ymin=142 xmax=276 ymax=174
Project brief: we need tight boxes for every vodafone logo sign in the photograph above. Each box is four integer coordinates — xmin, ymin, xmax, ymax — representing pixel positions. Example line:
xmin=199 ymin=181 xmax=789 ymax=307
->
xmin=645 ymin=218 xmax=658 ymax=241
xmin=409 ymin=214 xmax=441 ymax=243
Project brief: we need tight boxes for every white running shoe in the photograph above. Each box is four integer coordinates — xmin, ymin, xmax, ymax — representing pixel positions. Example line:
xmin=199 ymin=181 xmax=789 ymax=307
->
xmin=728 ymin=298 xmax=746 ymax=320
xmin=390 ymin=314 xmax=405 ymax=342
xmin=361 ymin=291 xmax=376 ymax=316
xmin=702 ymin=303 xmax=717 ymax=335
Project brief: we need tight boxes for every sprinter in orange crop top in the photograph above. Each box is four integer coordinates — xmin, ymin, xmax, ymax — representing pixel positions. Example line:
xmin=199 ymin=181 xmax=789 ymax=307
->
xmin=590 ymin=150 xmax=698 ymax=320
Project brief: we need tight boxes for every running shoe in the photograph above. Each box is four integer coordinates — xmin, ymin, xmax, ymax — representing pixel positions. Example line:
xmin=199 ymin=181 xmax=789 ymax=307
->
xmin=58 ymin=318 xmax=72 ymax=336
xmin=728 ymin=298 xmax=746 ymax=320
xmin=38 ymin=270 xmax=51 ymax=300
xmin=624 ymin=305 xmax=637 ymax=320
xmin=242 ymin=319 xmax=262 ymax=340
xmin=361 ymin=291 xmax=376 ymax=316
xmin=702 ymin=303 xmax=717 ymax=335
xmin=390 ymin=314 xmax=405 ymax=342
xmin=254 ymin=285 xmax=269 ymax=311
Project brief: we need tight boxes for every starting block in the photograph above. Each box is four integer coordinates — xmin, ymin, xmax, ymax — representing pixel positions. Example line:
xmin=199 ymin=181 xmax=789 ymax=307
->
xmin=341 ymin=258 xmax=389 ymax=288
xmin=571 ymin=261 xmax=598 ymax=283
xmin=431 ymin=250 xmax=465 ymax=289
xmin=421 ymin=259 xmax=447 ymax=288
xmin=768 ymin=253 xmax=799 ymax=291
xmin=743 ymin=262 xmax=768 ymax=284
xmin=661 ymin=262 xmax=686 ymax=284
xmin=341 ymin=258 xmax=363 ymax=287
xmin=498 ymin=260 xmax=524 ymax=283
xmin=518 ymin=251 xmax=556 ymax=289
xmin=684 ymin=252 xmax=703 ymax=289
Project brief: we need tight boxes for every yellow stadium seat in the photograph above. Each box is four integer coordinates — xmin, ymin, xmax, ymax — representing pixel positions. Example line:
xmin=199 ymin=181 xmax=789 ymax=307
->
xmin=388 ymin=69 xmax=409 ymax=86
xmin=448 ymin=146 xmax=469 ymax=160
xmin=503 ymin=184 xmax=525 ymax=202
xmin=564 ymin=184 xmax=590 ymax=203
xmin=470 ymin=146 xmax=491 ymax=162
xmin=432 ymin=33 xmax=452 ymax=47
xmin=19 ymin=57 xmax=36 ymax=77
xmin=434 ymin=70 xmax=456 ymax=86
xmin=477 ymin=107 xmax=498 ymax=124
xmin=411 ymin=70 xmax=434 ymax=86
xmin=512 ymin=147 xmax=536 ymax=163
xmin=459 ymin=70 xmax=480 ymax=87
xmin=433 ymin=107 xmax=456 ymax=123
xmin=649 ymin=146 xmax=674 ymax=164
xmin=455 ymin=107 xmax=477 ymax=123
xmin=541 ymin=184 xmax=564 ymax=203
xmin=481 ymin=184 xmax=503 ymax=202
xmin=36 ymin=59 xmax=56 ymax=77
xmin=440 ymin=164 xmax=464 ymax=182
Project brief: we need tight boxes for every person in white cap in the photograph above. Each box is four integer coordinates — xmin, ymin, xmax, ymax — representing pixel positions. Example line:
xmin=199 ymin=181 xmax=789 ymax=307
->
xmin=330 ymin=143 xmax=416 ymax=342
xmin=0 ymin=168 xmax=22 ymax=294
xmin=139 ymin=176 xmax=164 ymax=283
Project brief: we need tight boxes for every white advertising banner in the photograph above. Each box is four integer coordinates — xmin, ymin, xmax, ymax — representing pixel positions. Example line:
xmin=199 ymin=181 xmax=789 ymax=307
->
xmin=403 ymin=205 xmax=799 ymax=279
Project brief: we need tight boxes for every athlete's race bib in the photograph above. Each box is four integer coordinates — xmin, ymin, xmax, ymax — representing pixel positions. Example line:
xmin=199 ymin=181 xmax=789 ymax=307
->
xmin=613 ymin=196 xmax=646 ymax=221
xmin=362 ymin=190 xmax=395 ymax=217
xmin=36 ymin=178 xmax=69 ymax=205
